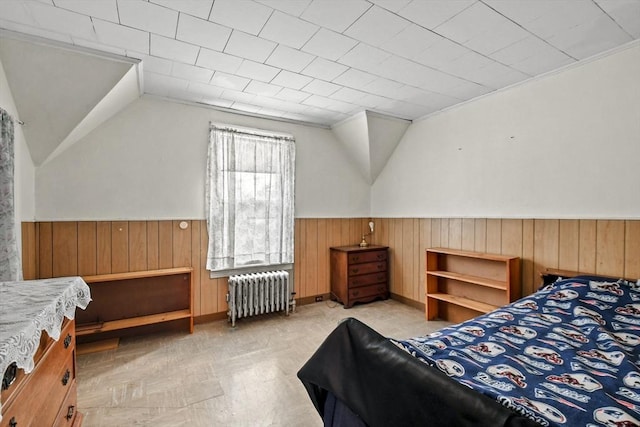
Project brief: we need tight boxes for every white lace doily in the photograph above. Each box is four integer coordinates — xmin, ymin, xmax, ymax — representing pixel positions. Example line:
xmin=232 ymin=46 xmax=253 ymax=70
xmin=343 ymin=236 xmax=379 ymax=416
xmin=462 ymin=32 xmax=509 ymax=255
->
xmin=0 ymin=276 xmax=91 ymax=418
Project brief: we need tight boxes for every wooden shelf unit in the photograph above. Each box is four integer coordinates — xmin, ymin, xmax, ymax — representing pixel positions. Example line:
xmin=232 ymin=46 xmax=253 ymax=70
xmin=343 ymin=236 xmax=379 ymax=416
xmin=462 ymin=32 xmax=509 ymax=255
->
xmin=425 ymin=248 xmax=520 ymax=323
xmin=76 ymin=267 xmax=193 ymax=341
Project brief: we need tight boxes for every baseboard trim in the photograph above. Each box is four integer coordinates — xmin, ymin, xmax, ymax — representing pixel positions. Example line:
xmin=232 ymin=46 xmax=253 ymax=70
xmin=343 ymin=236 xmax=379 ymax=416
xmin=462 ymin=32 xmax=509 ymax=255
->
xmin=390 ymin=293 xmax=425 ymax=312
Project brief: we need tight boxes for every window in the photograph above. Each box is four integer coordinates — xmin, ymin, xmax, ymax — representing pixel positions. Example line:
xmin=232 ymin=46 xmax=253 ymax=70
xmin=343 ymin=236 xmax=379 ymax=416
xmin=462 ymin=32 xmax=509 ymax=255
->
xmin=205 ymin=124 xmax=295 ymax=273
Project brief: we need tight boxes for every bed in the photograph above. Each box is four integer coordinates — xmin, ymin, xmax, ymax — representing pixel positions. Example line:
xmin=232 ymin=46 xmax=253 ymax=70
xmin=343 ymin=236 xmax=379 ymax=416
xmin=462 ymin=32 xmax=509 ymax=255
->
xmin=297 ymin=271 xmax=640 ymax=426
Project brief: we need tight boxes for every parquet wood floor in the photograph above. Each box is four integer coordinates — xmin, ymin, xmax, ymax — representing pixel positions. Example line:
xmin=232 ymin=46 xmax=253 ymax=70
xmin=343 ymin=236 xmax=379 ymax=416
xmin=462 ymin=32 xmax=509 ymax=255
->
xmin=77 ymin=299 xmax=449 ymax=426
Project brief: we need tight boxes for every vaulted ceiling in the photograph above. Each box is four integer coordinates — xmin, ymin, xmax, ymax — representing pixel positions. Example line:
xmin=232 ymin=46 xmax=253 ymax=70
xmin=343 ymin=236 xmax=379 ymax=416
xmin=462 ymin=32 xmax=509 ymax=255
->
xmin=1 ymin=0 xmax=638 ymax=128
xmin=0 ymin=0 xmax=638 ymax=178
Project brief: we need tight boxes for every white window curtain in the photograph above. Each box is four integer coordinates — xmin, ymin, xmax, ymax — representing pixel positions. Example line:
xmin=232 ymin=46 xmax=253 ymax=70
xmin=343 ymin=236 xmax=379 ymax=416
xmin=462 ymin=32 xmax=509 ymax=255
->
xmin=0 ymin=108 xmax=22 ymax=281
xmin=206 ymin=125 xmax=295 ymax=272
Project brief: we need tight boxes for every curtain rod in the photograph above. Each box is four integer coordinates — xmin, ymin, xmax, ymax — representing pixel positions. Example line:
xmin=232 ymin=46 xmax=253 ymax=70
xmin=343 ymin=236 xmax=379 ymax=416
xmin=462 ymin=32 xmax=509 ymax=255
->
xmin=210 ymin=122 xmax=294 ymax=141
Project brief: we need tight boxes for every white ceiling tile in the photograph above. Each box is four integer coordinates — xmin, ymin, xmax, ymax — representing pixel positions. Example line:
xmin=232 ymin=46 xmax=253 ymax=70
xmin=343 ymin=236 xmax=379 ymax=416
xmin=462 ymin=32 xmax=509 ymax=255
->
xmin=437 ymin=50 xmax=494 ymax=80
xmin=149 ymin=0 xmax=214 ymax=20
xmin=255 ymin=0 xmax=311 ymax=17
xmin=376 ymin=55 xmax=432 ymax=87
xmin=489 ymin=0 xmax=602 ymax=40
xmin=265 ymin=45 xmax=315 ymax=72
xmin=435 ymin=2 xmax=509 ymax=43
xmin=358 ymin=93 xmax=392 ymax=109
xmin=117 ymin=0 xmax=178 ymax=38
xmin=150 ymin=34 xmax=199 ymax=64
xmin=167 ymin=88 xmax=203 ymax=103
xmin=171 ymin=62 xmax=213 ymax=83
xmin=235 ymin=59 xmax=280 ymax=82
xmin=274 ymin=87 xmax=311 ymax=103
xmin=397 ymin=0 xmax=474 ymax=30
xmin=144 ymin=71 xmax=189 ymax=95
xmin=244 ymin=80 xmax=283 ymax=96
xmin=362 ymin=77 xmax=404 ymax=98
xmin=302 ymin=79 xmax=340 ymax=96
xmin=93 ymin=18 xmax=150 ymax=53
xmin=136 ymin=54 xmax=175 ymax=74
xmin=224 ymin=30 xmax=276 ymax=63
xmin=596 ymin=0 xmax=640 ymax=38
xmin=338 ymin=43 xmax=391 ymax=70
xmin=344 ymin=5 xmax=411 ymax=47
xmin=211 ymin=71 xmax=250 ymax=90
xmin=209 ymin=0 xmax=272 ymax=36
xmin=271 ymin=70 xmax=313 ymax=90
xmin=72 ymin=37 xmax=126 ymax=55
xmin=26 ymin=1 xmax=97 ymax=41
xmin=466 ymin=61 xmax=530 ymax=89
xmin=301 ymin=57 xmax=348 ymax=81
xmin=300 ymin=0 xmax=371 ymax=33
xmin=302 ymin=94 xmax=334 ymax=109
xmin=0 ymin=1 xmax=38 ymax=26
xmin=0 ymin=19 xmax=74 ymax=43
xmin=301 ymin=28 xmax=358 ymax=61
xmin=395 ymin=86 xmax=459 ymax=110
xmin=373 ymin=99 xmax=429 ymax=120
xmin=54 ymin=0 xmax=119 ymax=23
xmin=196 ymin=48 xmax=242 ymax=74
xmin=187 ymin=81 xmax=224 ymax=98
xmin=332 ymin=87 xmax=368 ymax=103
xmin=332 ymin=68 xmax=377 ymax=89
xmin=379 ymin=24 xmax=440 ymax=59
xmin=490 ymin=35 xmax=575 ymax=75
xmin=445 ymin=80 xmax=491 ymax=100
xmin=176 ymin=14 xmax=230 ymax=52
xmin=547 ymin=14 xmax=632 ymax=59
xmin=260 ymin=11 xmax=318 ymax=49
xmin=367 ymin=0 xmax=412 ymax=13
xmin=220 ymin=89 xmax=256 ymax=103
xmin=411 ymin=36 xmax=471 ymax=69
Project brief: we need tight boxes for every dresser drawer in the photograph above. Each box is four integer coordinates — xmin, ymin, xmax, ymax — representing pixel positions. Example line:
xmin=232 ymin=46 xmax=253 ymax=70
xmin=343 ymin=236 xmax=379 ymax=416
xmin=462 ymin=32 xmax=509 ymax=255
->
xmin=348 ymin=272 xmax=387 ymax=288
xmin=348 ymin=250 xmax=387 ymax=264
xmin=54 ymin=379 xmax=79 ymax=427
xmin=348 ymin=261 xmax=387 ymax=276
xmin=349 ymin=284 xmax=387 ymax=300
xmin=1 ymin=319 xmax=75 ymax=409
xmin=1 ymin=334 xmax=76 ymax=427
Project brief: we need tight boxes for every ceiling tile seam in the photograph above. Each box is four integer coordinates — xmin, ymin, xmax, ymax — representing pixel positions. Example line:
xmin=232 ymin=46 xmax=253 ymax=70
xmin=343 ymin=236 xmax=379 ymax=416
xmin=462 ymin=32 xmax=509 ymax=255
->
xmin=478 ymin=0 xmax=578 ymax=62
xmin=256 ymin=8 xmax=277 ymax=41
xmin=341 ymin=2 xmax=374 ymax=35
xmin=412 ymin=38 xmax=640 ymax=125
xmin=592 ymin=0 xmax=635 ymax=39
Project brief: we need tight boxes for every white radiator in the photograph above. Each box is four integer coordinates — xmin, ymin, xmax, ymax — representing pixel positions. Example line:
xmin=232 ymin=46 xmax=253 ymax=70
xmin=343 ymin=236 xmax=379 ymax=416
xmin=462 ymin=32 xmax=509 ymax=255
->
xmin=227 ymin=270 xmax=292 ymax=327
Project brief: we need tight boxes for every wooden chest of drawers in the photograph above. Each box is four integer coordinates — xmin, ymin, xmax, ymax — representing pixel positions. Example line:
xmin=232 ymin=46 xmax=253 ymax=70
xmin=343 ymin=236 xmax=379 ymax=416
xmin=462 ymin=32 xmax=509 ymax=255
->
xmin=1 ymin=319 xmax=82 ymax=427
xmin=330 ymin=245 xmax=389 ymax=308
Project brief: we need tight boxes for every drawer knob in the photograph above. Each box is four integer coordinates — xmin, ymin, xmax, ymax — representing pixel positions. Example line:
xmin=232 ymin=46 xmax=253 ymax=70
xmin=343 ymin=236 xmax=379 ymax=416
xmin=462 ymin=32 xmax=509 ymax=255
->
xmin=64 ymin=333 xmax=72 ymax=349
xmin=351 ymin=268 xmax=359 ymax=274
xmin=377 ymin=263 xmax=384 ymax=269
xmin=353 ymin=290 xmax=359 ymax=297
xmin=377 ymin=253 xmax=384 ymax=259
xmin=66 ymin=405 xmax=75 ymax=421
xmin=353 ymin=256 xmax=359 ymax=262
xmin=9 ymin=417 xmax=17 ymax=427
xmin=62 ymin=369 xmax=71 ymax=386
xmin=2 ymin=362 xmax=17 ymax=391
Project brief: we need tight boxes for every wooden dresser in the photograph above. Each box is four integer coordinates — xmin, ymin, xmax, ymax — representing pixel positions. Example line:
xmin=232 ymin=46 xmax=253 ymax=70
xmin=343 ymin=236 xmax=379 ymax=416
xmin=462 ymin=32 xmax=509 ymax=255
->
xmin=1 ymin=319 xmax=82 ymax=427
xmin=330 ymin=245 xmax=389 ymax=308
xmin=1 ymin=277 xmax=90 ymax=427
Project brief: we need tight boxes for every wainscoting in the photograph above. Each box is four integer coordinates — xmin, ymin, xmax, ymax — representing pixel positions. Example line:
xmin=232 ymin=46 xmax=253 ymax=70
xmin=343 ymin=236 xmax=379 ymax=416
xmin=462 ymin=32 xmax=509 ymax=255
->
xmin=22 ymin=218 xmax=640 ymax=318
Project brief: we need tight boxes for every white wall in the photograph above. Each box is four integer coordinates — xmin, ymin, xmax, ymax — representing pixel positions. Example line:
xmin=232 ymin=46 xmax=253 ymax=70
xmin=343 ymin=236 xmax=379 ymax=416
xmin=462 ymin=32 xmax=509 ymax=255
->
xmin=372 ymin=42 xmax=640 ymax=219
xmin=35 ymin=96 xmax=370 ymax=220
xmin=0 ymin=56 xmax=36 ymax=247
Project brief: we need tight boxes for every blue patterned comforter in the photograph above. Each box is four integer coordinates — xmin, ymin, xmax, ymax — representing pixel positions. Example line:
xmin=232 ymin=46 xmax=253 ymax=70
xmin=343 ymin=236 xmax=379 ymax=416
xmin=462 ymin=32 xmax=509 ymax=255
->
xmin=397 ymin=276 xmax=640 ymax=426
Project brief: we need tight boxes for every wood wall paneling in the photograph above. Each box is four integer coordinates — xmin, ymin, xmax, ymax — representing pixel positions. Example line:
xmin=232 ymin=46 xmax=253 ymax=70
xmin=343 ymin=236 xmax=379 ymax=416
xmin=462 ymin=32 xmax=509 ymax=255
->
xmin=21 ymin=218 xmax=640 ymax=320
xmin=625 ymin=221 xmax=640 ymax=279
